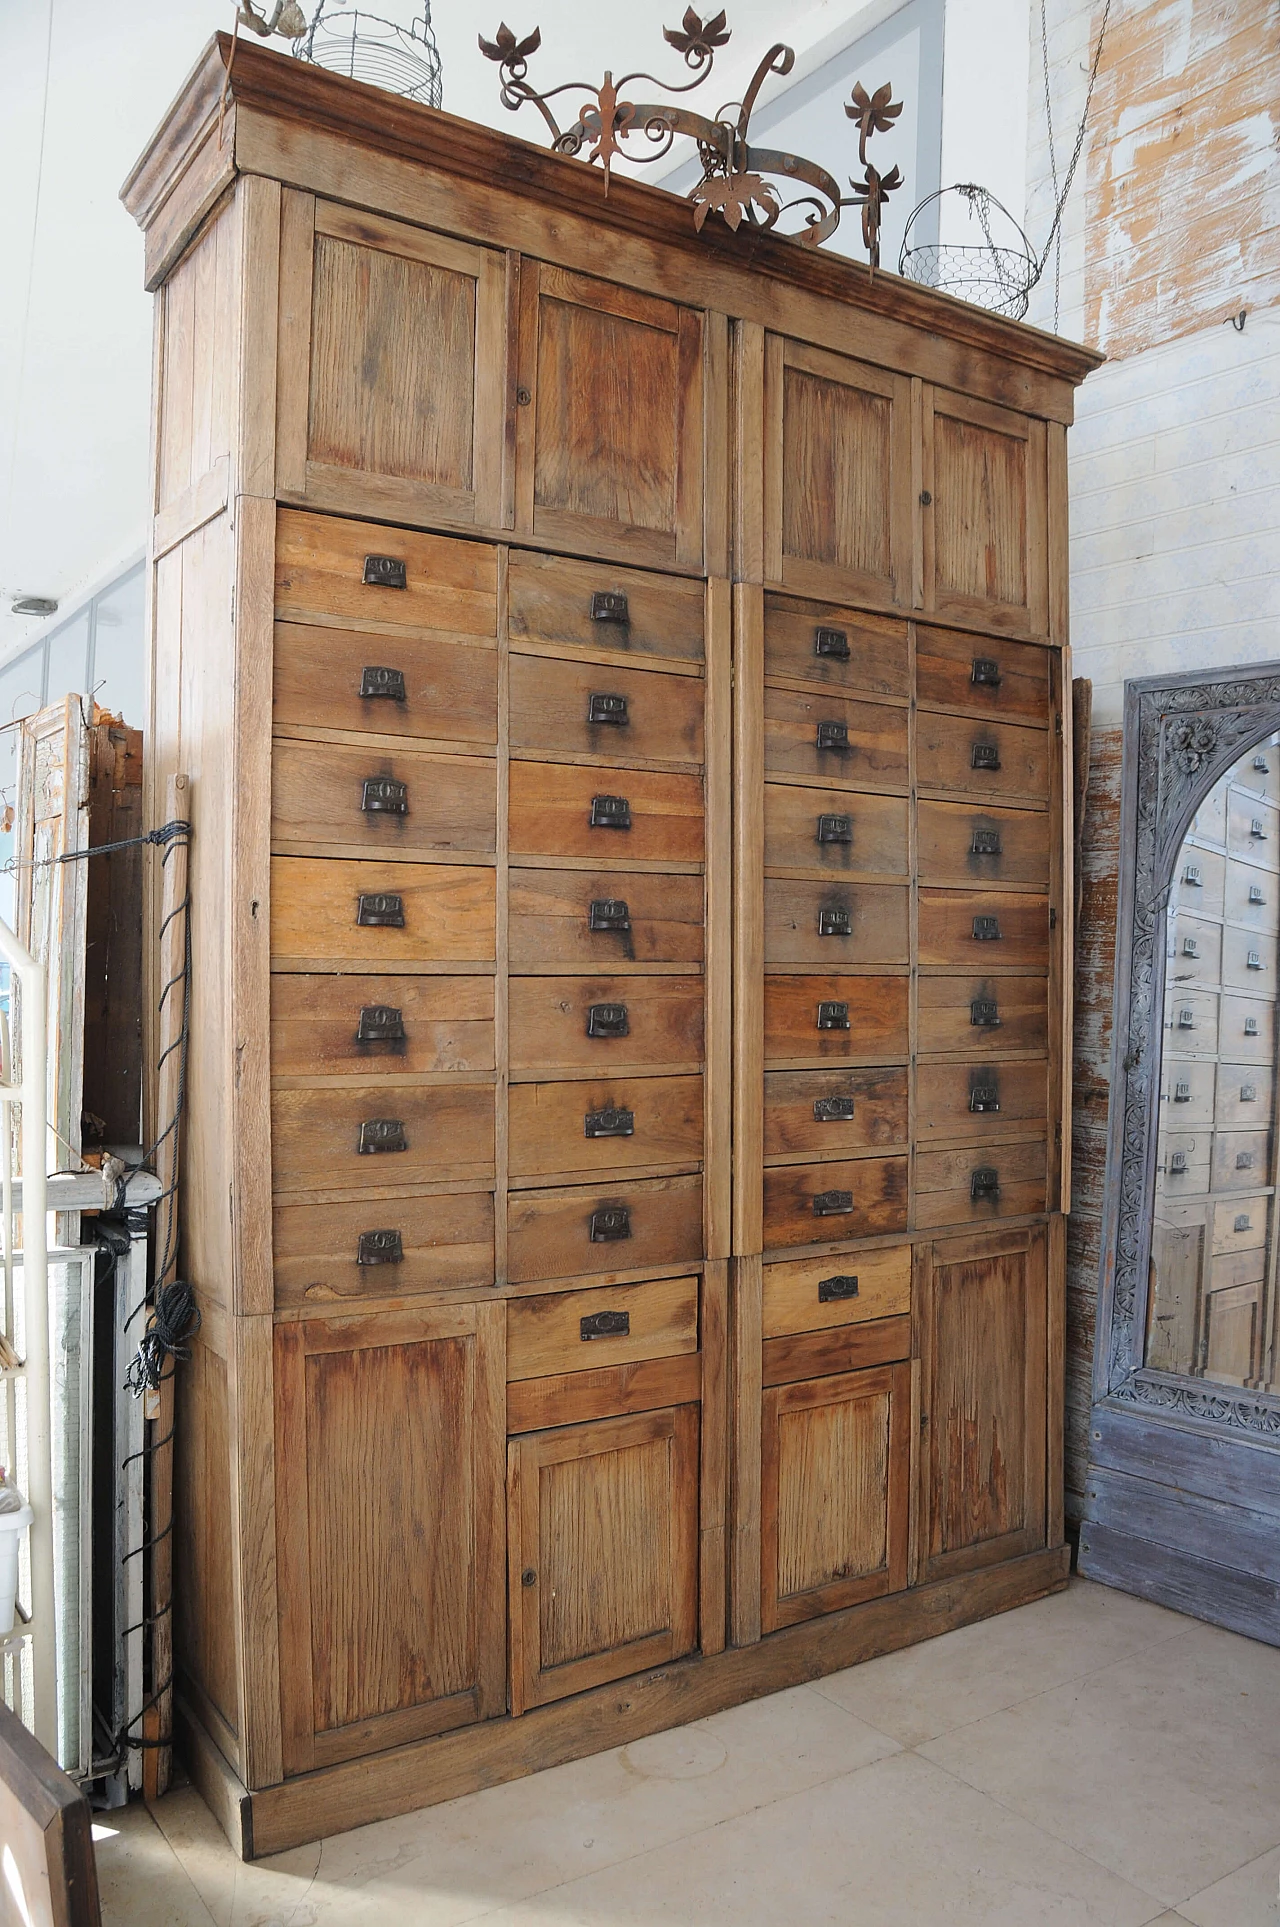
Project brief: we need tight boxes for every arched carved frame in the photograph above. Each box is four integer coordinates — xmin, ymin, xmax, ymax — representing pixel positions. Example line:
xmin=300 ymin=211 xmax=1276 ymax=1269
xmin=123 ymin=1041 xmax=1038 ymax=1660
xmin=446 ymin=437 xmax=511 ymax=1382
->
xmin=1096 ymin=664 xmax=1280 ymax=1440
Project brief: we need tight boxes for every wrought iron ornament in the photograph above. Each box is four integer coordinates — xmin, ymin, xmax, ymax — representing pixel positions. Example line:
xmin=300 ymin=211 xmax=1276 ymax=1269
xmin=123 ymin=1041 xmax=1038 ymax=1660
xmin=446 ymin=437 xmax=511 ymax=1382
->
xmin=479 ymin=10 xmax=903 ymax=266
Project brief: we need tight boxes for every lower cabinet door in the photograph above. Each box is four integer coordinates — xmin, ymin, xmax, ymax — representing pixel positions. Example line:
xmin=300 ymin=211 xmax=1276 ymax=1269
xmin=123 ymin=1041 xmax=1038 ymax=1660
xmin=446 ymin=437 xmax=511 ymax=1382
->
xmin=919 ymin=1224 xmax=1049 ymax=1584
xmin=507 ymin=1405 xmax=700 ymax=1714
xmin=274 ymin=1303 xmax=507 ymax=1774
xmin=761 ymin=1363 xmax=911 ymax=1633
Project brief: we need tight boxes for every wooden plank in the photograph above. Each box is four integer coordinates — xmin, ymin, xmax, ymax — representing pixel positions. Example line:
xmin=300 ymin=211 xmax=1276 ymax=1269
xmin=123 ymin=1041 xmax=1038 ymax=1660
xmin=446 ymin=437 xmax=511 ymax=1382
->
xmin=1047 ymin=1211 xmax=1066 ymax=1548
xmin=0 ymin=1700 xmax=101 ymax=1927
xmin=275 ymin=189 xmax=315 ymax=497
xmin=733 ymin=321 xmax=765 ymax=583
xmin=699 ymin=1257 xmax=729 ymax=1657
xmin=703 ymin=309 xmax=730 ymax=578
xmin=729 ymin=1251 xmax=762 ymax=1646
xmin=762 ymin=1316 xmax=911 ymax=1388
xmin=705 ymin=576 xmax=733 ymax=1259
xmin=1080 ymin=1521 xmax=1280 ymax=1648
xmin=732 ymin=584 xmax=764 ymax=1254
xmin=229 ymin=1312 xmax=282 ymax=1790
xmin=236 ymin=173 xmax=281 ymax=499
xmin=152 ymin=456 xmax=230 ymax=559
xmin=506 ymin=1352 xmax=702 ymax=1432
xmin=82 ymin=722 xmax=145 ymax=1149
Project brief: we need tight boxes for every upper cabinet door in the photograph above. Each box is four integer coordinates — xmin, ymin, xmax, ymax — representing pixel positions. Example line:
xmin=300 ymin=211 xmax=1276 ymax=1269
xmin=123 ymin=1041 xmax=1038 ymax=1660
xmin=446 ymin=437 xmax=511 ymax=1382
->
xmin=515 ymin=263 xmax=705 ymax=570
xmin=923 ymin=389 xmax=1049 ymax=638
xmin=764 ymin=337 xmax=912 ymax=611
xmin=277 ymin=195 xmax=507 ymax=531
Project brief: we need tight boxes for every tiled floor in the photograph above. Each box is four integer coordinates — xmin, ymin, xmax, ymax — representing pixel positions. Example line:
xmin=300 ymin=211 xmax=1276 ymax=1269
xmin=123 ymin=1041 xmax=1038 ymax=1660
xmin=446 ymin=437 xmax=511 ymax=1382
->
xmin=95 ymin=1577 xmax=1280 ymax=1926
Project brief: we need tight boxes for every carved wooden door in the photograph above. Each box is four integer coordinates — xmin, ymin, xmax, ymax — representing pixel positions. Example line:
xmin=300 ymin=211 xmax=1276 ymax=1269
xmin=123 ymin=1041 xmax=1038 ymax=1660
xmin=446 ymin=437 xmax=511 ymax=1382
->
xmin=922 ymin=388 xmax=1049 ymax=637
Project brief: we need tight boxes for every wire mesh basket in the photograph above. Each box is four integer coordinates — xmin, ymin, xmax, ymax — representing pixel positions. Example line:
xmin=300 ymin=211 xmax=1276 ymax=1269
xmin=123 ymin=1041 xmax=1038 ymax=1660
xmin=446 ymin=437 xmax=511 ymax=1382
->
xmin=295 ymin=5 xmax=442 ymax=107
xmin=899 ymin=185 xmax=1039 ymax=321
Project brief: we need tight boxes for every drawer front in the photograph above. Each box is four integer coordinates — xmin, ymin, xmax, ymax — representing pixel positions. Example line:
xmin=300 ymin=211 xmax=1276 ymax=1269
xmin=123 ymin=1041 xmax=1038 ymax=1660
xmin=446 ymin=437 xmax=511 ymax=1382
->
xmin=917 ymin=800 xmax=1051 ymax=887
xmin=762 ymin=1156 xmax=908 ymax=1249
xmin=1223 ymin=859 xmax=1280 ymax=931
xmin=275 ymin=509 xmax=498 ymax=634
xmin=1222 ymin=922 xmax=1276 ymax=991
xmin=763 ymin=1067 xmax=907 ymax=1158
xmin=913 ymin=1141 xmax=1047 ymax=1228
xmin=1170 ymin=914 xmax=1223 ymax=987
xmin=915 ymin=712 xmax=1050 ymax=804
xmin=508 ymin=550 xmax=704 ymax=665
xmin=507 ymin=1176 xmax=703 ymax=1283
xmin=1236 ymin=746 xmax=1280 ymax=805
xmin=764 ymin=975 xmax=909 ymax=1064
xmin=914 ymin=1059 xmax=1049 ymax=1144
xmin=765 ymin=881 xmax=910 ymax=966
xmin=918 ymin=891 xmax=1050 ymax=968
xmin=764 ymin=785 xmax=909 ymax=879
xmin=507 ymin=1274 xmax=699 ymax=1380
xmin=918 ymin=975 xmax=1049 ymax=1054
xmin=273 ymin=1191 xmax=494 ymax=1305
xmin=1220 ymin=994 xmax=1272 ymax=1061
xmin=509 ymin=1076 xmax=703 ymax=1179
xmin=509 ymin=656 xmax=704 ymax=765
xmin=1161 ymin=1055 xmax=1216 ymax=1124
xmin=1210 ymin=1245 xmax=1267 ymax=1294
xmin=272 ymin=1083 xmax=494 ymax=1192
xmin=271 ymin=974 xmax=494 ymax=1077
xmin=1165 ymin=988 xmax=1220 ymax=1056
xmin=914 ymin=626 xmax=1051 ymax=722
xmin=271 ymin=858 xmax=496 ymax=967
xmin=763 ymin=595 xmax=910 ymax=698
xmin=762 ymin=1244 xmax=911 ymax=1338
xmin=763 ymin=686 xmax=908 ymax=789
xmin=1215 ymin=1064 xmax=1274 ymax=1131
xmin=509 ymin=975 xmax=703 ymax=1072
xmin=1212 ymin=1195 xmax=1269 ymax=1256
xmin=508 ymin=868 xmax=704 ymax=970
xmin=272 ymin=741 xmax=496 ymax=857
xmin=1175 ymin=847 xmax=1226 ymax=915
xmin=1227 ymin=795 xmax=1280 ymax=871
xmin=510 ymin=762 xmax=704 ymax=863
xmin=1211 ymin=1129 xmax=1272 ymax=1193
xmin=1158 ymin=1131 xmax=1212 ymax=1192
xmin=274 ymin=623 xmax=498 ymax=745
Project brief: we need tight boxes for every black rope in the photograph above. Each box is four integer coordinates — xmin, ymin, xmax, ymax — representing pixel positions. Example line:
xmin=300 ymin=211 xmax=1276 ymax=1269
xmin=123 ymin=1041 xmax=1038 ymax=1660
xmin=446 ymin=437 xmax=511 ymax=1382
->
xmin=4 ymin=818 xmax=191 ymax=874
xmin=123 ymin=1280 xmax=200 ymax=1398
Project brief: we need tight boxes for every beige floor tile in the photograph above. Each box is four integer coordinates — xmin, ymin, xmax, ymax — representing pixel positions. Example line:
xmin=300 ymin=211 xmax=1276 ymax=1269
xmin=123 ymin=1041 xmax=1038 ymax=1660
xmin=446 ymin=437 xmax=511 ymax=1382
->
xmin=96 ymin=1803 xmax=219 ymax=1927
xmin=1178 ymin=1841 xmax=1280 ymax=1927
xmin=472 ymin=1750 xmax=1167 ymax=1926
xmin=920 ymin=1618 xmax=1280 ymax=1907
xmin=812 ymin=1577 xmax=1188 ymax=1745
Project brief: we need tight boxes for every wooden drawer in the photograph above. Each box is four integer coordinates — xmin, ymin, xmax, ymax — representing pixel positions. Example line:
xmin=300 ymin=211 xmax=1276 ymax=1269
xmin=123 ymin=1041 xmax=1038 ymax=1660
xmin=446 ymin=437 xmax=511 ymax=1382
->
xmin=763 ymin=1067 xmax=907 ymax=1158
xmin=272 ymin=1190 xmax=494 ymax=1305
xmin=1176 ymin=847 xmax=1226 ymax=916
xmin=763 ymin=595 xmax=910 ymax=699
xmin=1211 ymin=1195 xmax=1269 ymax=1256
xmin=1211 ymin=1129 xmax=1272 ymax=1193
xmin=1160 ymin=1055 xmax=1216 ymax=1125
xmin=763 ymin=685 xmax=908 ymax=790
xmin=272 ymin=1082 xmax=494 ymax=1192
xmin=1227 ymin=794 xmax=1280 ymax=872
xmin=1234 ymin=744 xmax=1280 ymax=806
xmin=510 ymin=762 xmax=703 ymax=863
xmin=271 ymin=858 xmax=495 ymax=967
xmin=509 ymin=655 xmax=704 ymax=766
xmin=762 ymin=1244 xmax=912 ymax=1338
xmin=762 ymin=1156 xmax=908 ymax=1249
xmin=1157 ymin=1131 xmax=1211 ymax=1192
xmin=1210 ymin=1244 xmax=1267 ymax=1294
xmin=915 ymin=1059 xmax=1049 ymax=1144
xmin=274 ymin=622 xmax=497 ymax=745
xmin=507 ymin=1175 xmax=703 ymax=1283
xmin=1216 ymin=1065 xmax=1273 ymax=1131
xmin=509 ymin=1076 xmax=703 ymax=1179
xmin=275 ymin=509 xmax=498 ymax=634
xmin=1169 ymin=914 xmax=1223 ymax=988
xmin=1224 ymin=859 xmax=1280 ymax=932
xmin=914 ymin=626 xmax=1050 ymax=723
xmin=913 ymin=1141 xmax=1047 ymax=1228
xmin=507 ymin=1275 xmax=699 ymax=1380
xmin=918 ymin=975 xmax=1048 ymax=1054
xmin=917 ymin=800 xmax=1051 ymax=888
xmin=764 ymin=881 xmax=910 ymax=966
xmin=915 ymin=712 xmax=1050 ymax=804
xmin=271 ymin=974 xmax=494 ymax=1078
xmin=764 ymin=785 xmax=909 ymax=879
xmin=764 ymin=974 xmax=909 ymax=1064
xmin=1220 ymin=993 xmax=1273 ymax=1061
xmin=509 ymin=975 xmax=703 ymax=1073
xmin=272 ymin=740 xmax=495 ymax=858
xmin=918 ymin=891 xmax=1050 ymax=968
xmin=508 ymin=868 xmax=703 ymax=971
xmin=508 ymin=550 xmax=704 ymax=666
xmin=1223 ymin=922 xmax=1276 ymax=991
xmin=1165 ymin=988 xmax=1220 ymax=1056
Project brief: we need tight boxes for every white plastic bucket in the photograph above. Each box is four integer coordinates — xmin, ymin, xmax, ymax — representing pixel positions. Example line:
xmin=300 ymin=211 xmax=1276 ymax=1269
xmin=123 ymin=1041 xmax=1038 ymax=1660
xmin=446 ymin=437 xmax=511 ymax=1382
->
xmin=0 ymin=1505 xmax=33 ymax=1636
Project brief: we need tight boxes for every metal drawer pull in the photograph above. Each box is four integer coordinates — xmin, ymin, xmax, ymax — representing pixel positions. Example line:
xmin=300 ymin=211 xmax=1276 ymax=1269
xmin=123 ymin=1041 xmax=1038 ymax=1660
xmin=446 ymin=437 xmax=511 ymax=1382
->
xmin=1250 ymin=884 xmax=1266 ymax=903
xmin=588 ymin=898 xmax=631 ymax=932
xmin=357 ymin=892 xmax=405 ymax=927
xmin=589 ymin=1205 xmax=631 ymax=1242
xmin=358 ymin=1118 xmax=407 ymax=1154
xmin=970 ymin=997 xmax=1001 ymax=1027
xmin=1255 ymin=755 xmax=1270 ymax=773
xmin=816 ymin=720 xmax=849 ymax=751
xmin=585 ymin=1106 xmax=634 ymax=1138
xmin=814 ymin=627 xmax=850 ymax=660
xmin=816 ymin=813 xmax=853 ymax=845
xmin=1169 ymin=1151 xmax=1187 ymax=1173
xmin=1237 ymin=1151 xmax=1255 ymax=1169
xmin=813 ymin=1095 xmax=855 ymax=1122
xmin=818 ymin=1274 xmax=859 ymax=1302
xmin=362 ymin=554 xmax=407 ymax=589
xmin=1245 ymin=1016 xmax=1259 ymax=1035
xmin=588 ymin=693 xmax=629 ymax=726
xmin=357 ymin=1229 xmax=404 ymax=1266
xmin=1251 ymin=818 xmax=1267 ymax=838
xmin=1248 ymin=951 xmax=1264 ymax=969
xmin=813 ymin=1189 xmax=853 ymax=1215
xmin=590 ymin=794 xmax=632 ymax=830
xmin=361 ymin=776 xmax=408 ymax=814
xmin=816 ymin=1000 xmax=850 ymax=1030
xmin=819 ymin=906 xmax=852 ymax=937
xmin=1178 ymin=1008 xmax=1195 ymax=1028
xmin=355 ymin=1004 xmax=406 ymax=1044
xmin=1182 ymin=936 xmax=1198 ymax=957
xmin=1173 ymin=1080 xmax=1191 ymax=1101
xmin=971 ymin=743 xmax=1001 ymax=771
xmin=1235 ymin=1213 xmax=1252 ymax=1232
xmin=971 ymin=657 xmax=1002 ymax=686
xmin=581 ymin=1309 xmax=630 ymax=1339
xmin=969 ymin=1077 xmax=1000 ymax=1113
xmin=590 ymin=590 xmax=629 ymax=623
xmin=971 ymin=828 xmax=1002 ymax=856
xmin=359 ymin=665 xmax=407 ymax=701
xmin=1183 ymin=864 xmax=1201 ymax=885
xmin=586 ymin=1002 xmax=630 ymax=1037
xmin=1241 ymin=1083 xmax=1257 ymax=1101
xmin=972 ymin=915 xmax=1001 ymax=941
xmin=970 ymin=1166 xmax=1000 ymax=1199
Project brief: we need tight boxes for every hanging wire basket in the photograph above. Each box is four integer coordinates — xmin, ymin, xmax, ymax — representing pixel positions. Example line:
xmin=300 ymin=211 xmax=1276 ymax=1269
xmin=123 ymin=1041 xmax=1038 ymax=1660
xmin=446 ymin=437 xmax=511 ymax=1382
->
xmin=295 ymin=4 xmax=442 ymax=106
xmin=898 ymin=184 xmax=1040 ymax=320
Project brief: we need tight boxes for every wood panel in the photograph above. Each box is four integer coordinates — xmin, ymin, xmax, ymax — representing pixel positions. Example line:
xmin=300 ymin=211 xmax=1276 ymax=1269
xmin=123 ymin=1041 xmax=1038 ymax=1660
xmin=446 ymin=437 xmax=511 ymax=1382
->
xmin=273 ymin=1190 xmax=495 ymax=1305
xmin=274 ymin=508 xmax=499 ymax=635
xmin=509 ymin=762 xmax=704 ymax=864
xmin=508 ymin=869 xmax=705 ymax=970
xmin=507 ymin=1276 xmax=699 ymax=1380
xmin=273 ymin=623 xmax=498 ymax=746
xmin=762 ymin=1244 xmax=912 ymax=1339
xmin=508 ymin=975 xmax=704 ymax=1072
xmin=762 ymin=1155 xmax=909 ymax=1250
xmin=509 ymin=655 xmax=704 ymax=765
xmin=271 ymin=973 xmax=495 ymax=1078
xmin=764 ymin=974 xmax=909 ymax=1064
xmin=507 ymin=1174 xmax=704 ymax=1284
xmin=922 ymin=390 xmax=1048 ymax=637
xmin=272 ymin=739 xmax=496 ymax=859
xmin=508 ymin=1075 xmax=703 ymax=1179
xmin=270 ymin=857 xmax=495 ymax=969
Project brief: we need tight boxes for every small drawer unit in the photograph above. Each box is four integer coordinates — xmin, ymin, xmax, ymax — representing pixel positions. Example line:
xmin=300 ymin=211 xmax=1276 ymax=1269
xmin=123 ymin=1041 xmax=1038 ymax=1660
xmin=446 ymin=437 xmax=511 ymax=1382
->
xmin=273 ymin=1191 xmax=495 ymax=1306
xmin=916 ymin=800 xmax=1052 ymax=889
xmin=914 ymin=626 xmax=1051 ymax=723
xmin=507 ymin=1175 xmax=704 ymax=1283
xmin=270 ymin=974 xmax=495 ymax=1079
xmin=509 ymin=975 xmax=704 ymax=1073
xmin=271 ymin=1081 xmax=495 ymax=1193
xmin=914 ymin=712 xmax=1050 ymax=805
xmin=918 ymin=891 xmax=1051 ymax=968
xmin=271 ymin=857 xmax=496 ymax=968
xmin=763 ymin=596 xmax=910 ymax=699
xmin=764 ymin=880 xmax=910 ymax=965
xmin=508 ymin=1077 xmax=704 ymax=1180
xmin=913 ymin=1141 xmax=1048 ymax=1228
xmin=272 ymin=739 xmax=497 ymax=859
xmin=508 ymin=868 xmax=705 ymax=970
xmin=914 ymin=1059 xmax=1049 ymax=1145
xmin=506 ymin=1274 xmax=699 ymax=1380
xmin=762 ymin=1156 xmax=908 ymax=1250
xmin=762 ymin=1244 xmax=911 ymax=1338
xmin=917 ymin=975 xmax=1049 ymax=1055
xmin=764 ymin=784 xmax=909 ymax=879
xmin=509 ymin=655 xmax=704 ymax=765
xmin=508 ymin=550 xmax=705 ymax=666
xmin=763 ymin=685 xmax=909 ymax=790
xmin=764 ymin=975 xmax=909 ymax=1064
xmin=763 ymin=1067 xmax=908 ymax=1158
xmin=510 ymin=762 xmax=704 ymax=863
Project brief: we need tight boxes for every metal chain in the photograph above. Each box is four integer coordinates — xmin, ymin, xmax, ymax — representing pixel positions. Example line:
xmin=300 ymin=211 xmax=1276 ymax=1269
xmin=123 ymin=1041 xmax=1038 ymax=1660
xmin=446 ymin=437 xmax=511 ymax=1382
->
xmin=1038 ymin=0 xmax=1112 ymax=331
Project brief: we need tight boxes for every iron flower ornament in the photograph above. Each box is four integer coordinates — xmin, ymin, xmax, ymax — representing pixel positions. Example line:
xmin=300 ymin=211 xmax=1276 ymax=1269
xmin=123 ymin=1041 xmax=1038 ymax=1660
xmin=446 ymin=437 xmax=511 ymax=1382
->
xmin=479 ymin=9 xmax=904 ymax=266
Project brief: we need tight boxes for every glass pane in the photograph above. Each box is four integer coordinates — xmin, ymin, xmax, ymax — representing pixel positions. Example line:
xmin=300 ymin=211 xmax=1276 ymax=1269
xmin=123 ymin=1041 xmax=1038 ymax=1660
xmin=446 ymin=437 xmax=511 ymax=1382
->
xmin=43 ymin=610 xmax=91 ymax=707
xmin=0 ymin=648 xmax=45 ymax=730
xmin=1148 ymin=731 xmax=1280 ymax=1390
xmin=91 ymin=567 xmax=145 ymax=729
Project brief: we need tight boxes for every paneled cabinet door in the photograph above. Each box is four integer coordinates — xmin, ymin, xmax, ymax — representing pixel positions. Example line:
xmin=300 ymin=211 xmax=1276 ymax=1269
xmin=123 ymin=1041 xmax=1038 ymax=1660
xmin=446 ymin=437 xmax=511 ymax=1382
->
xmin=275 ymin=1304 xmax=506 ymax=1775
xmin=507 ymin=1405 xmax=700 ymax=1714
xmin=276 ymin=194 xmax=506 ymax=529
xmin=918 ymin=1225 xmax=1048 ymax=1585
xmin=764 ymin=337 xmax=912 ymax=610
xmin=921 ymin=388 xmax=1049 ymax=638
xmin=761 ymin=1363 xmax=911 ymax=1633
xmin=515 ymin=262 xmax=705 ymax=569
